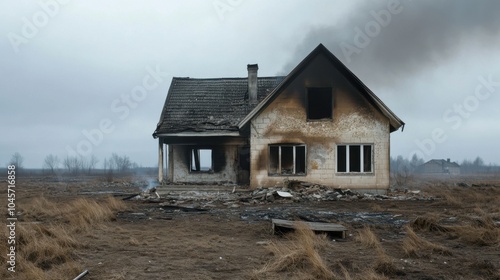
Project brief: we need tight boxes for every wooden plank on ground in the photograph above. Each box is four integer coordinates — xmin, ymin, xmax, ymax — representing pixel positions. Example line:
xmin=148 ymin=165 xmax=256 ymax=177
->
xmin=271 ymin=218 xmax=347 ymax=238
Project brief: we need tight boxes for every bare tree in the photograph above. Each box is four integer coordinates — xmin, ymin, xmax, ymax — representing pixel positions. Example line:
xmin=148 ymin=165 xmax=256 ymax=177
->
xmin=103 ymin=157 xmax=115 ymax=182
xmin=110 ymin=153 xmax=131 ymax=172
xmin=63 ymin=156 xmax=82 ymax=175
xmin=88 ymin=154 xmax=99 ymax=174
xmin=473 ymin=156 xmax=484 ymax=170
xmin=80 ymin=156 xmax=88 ymax=174
xmin=9 ymin=152 xmax=24 ymax=169
xmin=43 ymin=154 xmax=60 ymax=174
xmin=410 ymin=154 xmax=424 ymax=172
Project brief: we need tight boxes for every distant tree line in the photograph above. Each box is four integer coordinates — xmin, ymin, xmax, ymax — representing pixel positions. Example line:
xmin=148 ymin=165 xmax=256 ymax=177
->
xmin=390 ymin=154 xmax=425 ymax=175
xmin=390 ymin=155 xmax=500 ymax=176
xmin=459 ymin=157 xmax=500 ymax=174
xmin=389 ymin=154 xmax=500 ymax=188
xmin=5 ymin=152 xmax=142 ymax=176
xmin=55 ymin=153 xmax=139 ymax=175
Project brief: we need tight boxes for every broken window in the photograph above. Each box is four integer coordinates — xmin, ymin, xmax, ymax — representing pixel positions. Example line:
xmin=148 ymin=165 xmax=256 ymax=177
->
xmin=190 ymin=148 xmax=213 ymax=172
xmin=337 ymin=144 xmax=373 ymax=173
xmin=307 ymin=87 xmax=333 ymax=120
xmin=269 ymin=144 xmax=306 ymax=176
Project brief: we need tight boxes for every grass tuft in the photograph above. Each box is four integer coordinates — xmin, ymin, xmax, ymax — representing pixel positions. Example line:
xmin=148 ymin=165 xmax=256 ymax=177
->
xmin=355 ymin=226 xmax=383 ymax=253
xmin=468 ymin=260 xmax=500 ymax=279
xmin=402 ymin=226 xmax=452 ymax=257
xmin=256 ymin=222 xmax=336 ymax=279
xmin=1 ymin=196 xmax=126 ymax=280
xmin=449 ymin=224 xmax=500 ymax=246
xmin=411 ymin=216 xmax=449 ymax=233
xmin=374 ymin=254 xmax=405 ymax=277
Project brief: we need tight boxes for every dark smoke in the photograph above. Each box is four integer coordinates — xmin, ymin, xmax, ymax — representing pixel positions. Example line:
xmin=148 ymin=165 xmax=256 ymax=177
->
xmin=282 ymin=0 xmax=500 ymax=89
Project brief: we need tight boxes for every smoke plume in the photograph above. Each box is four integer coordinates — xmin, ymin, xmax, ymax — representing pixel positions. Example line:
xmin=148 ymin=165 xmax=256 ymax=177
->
xmin=283 ymin=0 xmax=500 ymax=88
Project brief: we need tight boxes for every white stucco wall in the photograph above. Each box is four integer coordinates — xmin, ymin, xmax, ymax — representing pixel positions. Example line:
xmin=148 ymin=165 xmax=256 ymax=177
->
xmin=249 ymin=52 xmax=391 ymax=191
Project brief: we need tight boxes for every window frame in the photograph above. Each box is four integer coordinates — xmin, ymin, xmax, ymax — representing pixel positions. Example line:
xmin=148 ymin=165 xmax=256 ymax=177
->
xmin=336 ymin=144 xmax=374 ymax=174
xmin=190 ymin=148 xmax=213 ymax=173
xmin=268 ymin=144 xmax=307 ymax=176
xmin=306 ymin=87 xmax=334 ymax=121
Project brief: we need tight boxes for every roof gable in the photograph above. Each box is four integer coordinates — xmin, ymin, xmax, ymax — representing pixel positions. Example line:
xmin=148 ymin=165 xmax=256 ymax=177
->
xmin=238 ymin=44 xmax=405 ymax=132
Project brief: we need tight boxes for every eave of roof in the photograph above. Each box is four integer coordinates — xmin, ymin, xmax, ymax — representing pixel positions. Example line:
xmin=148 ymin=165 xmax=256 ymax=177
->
xmin=155 ymin=132 xmax=241 ymax=137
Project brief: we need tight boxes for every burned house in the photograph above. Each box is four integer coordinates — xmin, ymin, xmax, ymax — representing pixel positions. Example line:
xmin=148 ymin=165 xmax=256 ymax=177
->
xmin=417 ymin=159 xmax=461 ymax=175
xmin=153 ymin=44 xmax=404 ymax=192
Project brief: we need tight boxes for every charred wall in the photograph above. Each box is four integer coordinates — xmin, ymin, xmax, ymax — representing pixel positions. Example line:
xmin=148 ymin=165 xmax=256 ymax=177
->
xmin=169 ymin=144 xmax=240 ymax=184
xmin=250 ymin=52 xmax=391 ymax=191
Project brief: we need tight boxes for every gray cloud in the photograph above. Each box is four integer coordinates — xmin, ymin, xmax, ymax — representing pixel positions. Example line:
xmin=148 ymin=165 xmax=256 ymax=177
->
xmin=283 ymin=0 xmax=500 ymax=88
xmin=2 ymin=0 xmax=499 ymax=167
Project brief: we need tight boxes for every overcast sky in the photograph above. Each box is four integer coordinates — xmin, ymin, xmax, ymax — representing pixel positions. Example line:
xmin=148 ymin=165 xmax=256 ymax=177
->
xmin=1 ymin=0 xmax=499 ymax=168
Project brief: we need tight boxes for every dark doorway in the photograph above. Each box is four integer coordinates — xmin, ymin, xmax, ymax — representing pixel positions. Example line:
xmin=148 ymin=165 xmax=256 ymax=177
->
xmin=238 ymin=146 xmax=250 ymax=184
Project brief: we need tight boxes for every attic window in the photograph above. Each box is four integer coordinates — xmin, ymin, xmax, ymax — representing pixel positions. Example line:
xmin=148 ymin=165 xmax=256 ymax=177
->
xmin=190 ymin=148 xmax=213 ymax=172
xmin=307 ymin=87 xmax=333 ymax=120
xmin=269 ymin=144 xmax=306 ymax=176
xmin=337 ymin=144 xmax=373 ymax=173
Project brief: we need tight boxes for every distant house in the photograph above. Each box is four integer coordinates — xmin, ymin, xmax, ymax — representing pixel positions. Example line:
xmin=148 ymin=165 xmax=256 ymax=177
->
xmin=153 ymin=44 xmax=405 ymax=192
xmin=417 ymin=159 xmax=460 ymax=175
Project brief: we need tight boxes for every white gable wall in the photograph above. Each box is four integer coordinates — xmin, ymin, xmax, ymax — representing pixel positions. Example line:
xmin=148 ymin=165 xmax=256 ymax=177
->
xmin=249 ymin=52 xmax=391 ymax=192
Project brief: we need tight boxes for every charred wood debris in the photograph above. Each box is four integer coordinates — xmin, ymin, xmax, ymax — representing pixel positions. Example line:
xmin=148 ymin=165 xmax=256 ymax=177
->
xmin=114 ymin=180 xmax=427 ymax=226
xmin=131 ymin=179 xmax=431 ymax=206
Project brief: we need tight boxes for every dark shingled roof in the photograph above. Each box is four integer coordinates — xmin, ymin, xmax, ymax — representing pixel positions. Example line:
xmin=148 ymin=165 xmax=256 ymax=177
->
xmin=154 ymin=76 xmax=285 ymax=135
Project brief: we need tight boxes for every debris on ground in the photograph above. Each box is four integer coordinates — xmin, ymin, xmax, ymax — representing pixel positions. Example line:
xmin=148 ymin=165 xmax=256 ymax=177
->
xmin=148 ymin=180 xmax=434 ymax=210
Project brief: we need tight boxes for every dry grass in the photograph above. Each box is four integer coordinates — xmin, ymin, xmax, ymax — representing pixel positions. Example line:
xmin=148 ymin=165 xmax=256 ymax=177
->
xmin=373 ymin=254 xmax=405 ymax=278
xmin=410 ymin=211 xmax=500 ymax=247
xmin=108 ymin=271 xmax=128 ymax=280
xmin=352 ymin=226 xmax=406 ymax=278
xmin=415 ymin=186 xmax=500 ymax=248
xmin=255 ymin=223 xmax=400 ymax=279
xmin=1 ymin=196 xmax=126 ymax=280
xmin=468 ymin=260 xmax=500 ymax=279
xmin=449 ymin=223 xmax=500 ymax=246
xmin=255 ymin=222 xmax=336 ymax=279
xmin=428 ymin=185 xmax=500 ymax=212
xmin=20 ymin=196 xmax=126 ymax=233
xmin=402 ymin=226 xmax=452 ymax=257
xmin=355 ymin=226 xmax=383 ymax=252
xmin=370 ymin=203 xmax=385 ymax=212
xmin=128 ymin=237 xmax=140 ymax=246
xmin=20 ymin=196 xmax=61 ymax=221
xmin=355 ymin=270 xmax=389 ymax=280
xmin=410 ymin=216 xmax=449 ymax=233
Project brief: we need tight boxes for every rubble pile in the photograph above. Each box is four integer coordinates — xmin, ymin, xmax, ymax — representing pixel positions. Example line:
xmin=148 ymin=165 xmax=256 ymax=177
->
xmin=243 ymin=181 xmax=431 ymax=204
xmin=139 ymin=187 xmax=160 ymax=199
xmin=146 ymin=181 xmax=433 ymax=208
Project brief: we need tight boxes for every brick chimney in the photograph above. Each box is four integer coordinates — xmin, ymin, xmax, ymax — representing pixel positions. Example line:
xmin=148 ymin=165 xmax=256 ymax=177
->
xmin=247 ymin=64 xmax=258 ymax=103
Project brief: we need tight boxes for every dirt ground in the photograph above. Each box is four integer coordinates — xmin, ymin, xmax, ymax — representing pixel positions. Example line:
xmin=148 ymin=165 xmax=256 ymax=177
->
xmin=2 ymin=175 xmax=500 ymax=279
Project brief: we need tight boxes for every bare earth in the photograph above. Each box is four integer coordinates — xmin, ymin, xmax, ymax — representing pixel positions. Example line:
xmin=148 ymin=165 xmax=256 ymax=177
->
xmin=2 ymin=176 xmax=500 ymax=279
